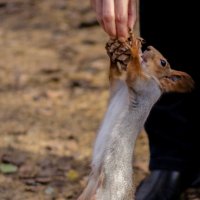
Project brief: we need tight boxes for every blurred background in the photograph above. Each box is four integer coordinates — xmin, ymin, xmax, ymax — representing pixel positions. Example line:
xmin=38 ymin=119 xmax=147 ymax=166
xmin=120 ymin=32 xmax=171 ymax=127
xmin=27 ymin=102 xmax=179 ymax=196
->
xmin=0 ymin=0 xmax=149 ymax=199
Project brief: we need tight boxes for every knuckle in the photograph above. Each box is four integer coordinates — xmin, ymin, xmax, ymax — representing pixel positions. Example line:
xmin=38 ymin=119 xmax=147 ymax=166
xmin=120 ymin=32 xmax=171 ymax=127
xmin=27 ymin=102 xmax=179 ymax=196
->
xmin=103 ymin=14 xmax=114 ymax=23
xmin=115 ymin=15 xmax=127 ymax=24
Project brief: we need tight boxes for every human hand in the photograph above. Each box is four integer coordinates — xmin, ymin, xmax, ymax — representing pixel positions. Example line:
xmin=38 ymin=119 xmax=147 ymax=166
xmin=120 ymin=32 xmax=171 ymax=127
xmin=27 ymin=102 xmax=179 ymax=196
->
xmin=91 ymin=0 xmax=136 ymax=42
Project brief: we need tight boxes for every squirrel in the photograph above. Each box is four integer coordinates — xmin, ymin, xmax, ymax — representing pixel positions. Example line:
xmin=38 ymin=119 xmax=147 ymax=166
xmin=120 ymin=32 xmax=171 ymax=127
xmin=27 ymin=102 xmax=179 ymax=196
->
xmin=78 ymin=36 xmax=194 ymax=200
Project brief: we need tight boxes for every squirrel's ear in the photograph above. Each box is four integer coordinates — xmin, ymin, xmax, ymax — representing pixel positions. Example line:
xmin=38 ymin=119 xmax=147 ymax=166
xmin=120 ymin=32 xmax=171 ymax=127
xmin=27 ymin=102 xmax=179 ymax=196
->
xmin=160 ymin=69 xmax=194 ymax=93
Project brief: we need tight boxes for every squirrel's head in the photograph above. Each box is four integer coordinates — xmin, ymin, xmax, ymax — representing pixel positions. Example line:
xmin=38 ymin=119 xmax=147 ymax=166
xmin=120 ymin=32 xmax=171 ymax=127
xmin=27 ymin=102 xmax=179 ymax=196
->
xmin=141 ymin=45 xmax=194 ymax=93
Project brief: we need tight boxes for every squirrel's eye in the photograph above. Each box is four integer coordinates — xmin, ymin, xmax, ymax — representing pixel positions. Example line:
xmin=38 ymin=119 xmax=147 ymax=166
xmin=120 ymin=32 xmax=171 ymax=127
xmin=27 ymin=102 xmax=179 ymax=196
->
xmin=160 ymin=59 xmax=167 ymax=67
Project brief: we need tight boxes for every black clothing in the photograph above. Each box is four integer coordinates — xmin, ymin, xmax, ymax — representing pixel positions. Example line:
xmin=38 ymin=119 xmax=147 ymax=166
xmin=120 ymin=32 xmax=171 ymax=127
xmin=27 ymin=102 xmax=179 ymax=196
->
xmin=140 ymin=0 xmax=200 ymax=172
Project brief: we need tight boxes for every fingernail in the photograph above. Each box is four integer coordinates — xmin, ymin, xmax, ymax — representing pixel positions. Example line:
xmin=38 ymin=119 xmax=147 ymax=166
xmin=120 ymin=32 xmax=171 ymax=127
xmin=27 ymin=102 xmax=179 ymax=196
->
xmin=118 ymin=37 xmax=126 ymax=42
xmin=110 ymin=36 xmax=116 ymax=40
xmin=128 ymin=27 xmax=133 ymax=33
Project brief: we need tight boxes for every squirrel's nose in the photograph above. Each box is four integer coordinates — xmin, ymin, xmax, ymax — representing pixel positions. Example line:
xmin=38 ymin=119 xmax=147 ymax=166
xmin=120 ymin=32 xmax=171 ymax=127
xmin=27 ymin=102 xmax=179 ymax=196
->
xmin=146 ymin=46 xmax=152 ymax=51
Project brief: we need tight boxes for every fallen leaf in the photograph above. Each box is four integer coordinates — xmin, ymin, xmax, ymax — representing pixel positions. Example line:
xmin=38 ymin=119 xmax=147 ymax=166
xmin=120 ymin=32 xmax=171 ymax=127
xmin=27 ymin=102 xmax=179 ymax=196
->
xmin=1 ymin=152 xmax=27 ymax=166
xmin=19 ymin=164 xmax=38 ymax=178
xmin=66 ymin=169 xmax=79 ymax=181
xmin=23 ymin=179 xmax=37 ymax=186
xmin=36 ymin=177 xmax=52 ymax=184
xmin=0 ymin=163 xmax=18 ymax=174
xmin=44 ymin=186 xmax=55 ymax=195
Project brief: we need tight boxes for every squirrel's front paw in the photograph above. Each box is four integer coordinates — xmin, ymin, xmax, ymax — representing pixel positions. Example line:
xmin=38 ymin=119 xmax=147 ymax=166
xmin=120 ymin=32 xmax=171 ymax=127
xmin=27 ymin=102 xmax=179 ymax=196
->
xmin=130 ymin=37 xmax=143 ymax=57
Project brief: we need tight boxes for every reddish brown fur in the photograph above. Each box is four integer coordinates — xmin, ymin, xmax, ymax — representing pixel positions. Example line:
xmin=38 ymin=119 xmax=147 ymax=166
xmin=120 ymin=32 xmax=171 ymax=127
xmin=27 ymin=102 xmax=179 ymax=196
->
xmin=126 ymin=38 xmax=143 ymax=87
xmin=78 ymin=36 xmax=194 ymax=200
xmin=160 ymin=70 xmax=194 ymax=93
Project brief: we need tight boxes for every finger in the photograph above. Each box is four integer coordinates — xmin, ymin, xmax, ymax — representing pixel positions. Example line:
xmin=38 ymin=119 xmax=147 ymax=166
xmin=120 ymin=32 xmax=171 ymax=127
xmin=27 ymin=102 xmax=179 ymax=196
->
xmin=94 ymin=0 xmax=105 ymax=29
xmin=128 ymin=0 xmax=137 ymax=30
xmin=102 ymin=0 xmax=116 ymax=38
xmin=114 ymin=0 xmax=129 ymax=41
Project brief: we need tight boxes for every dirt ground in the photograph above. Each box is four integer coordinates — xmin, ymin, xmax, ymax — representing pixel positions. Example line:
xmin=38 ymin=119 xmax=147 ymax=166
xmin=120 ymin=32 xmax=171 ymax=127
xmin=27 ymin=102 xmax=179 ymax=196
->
xmin=0 ymin=1 xmax=198 ymax=200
